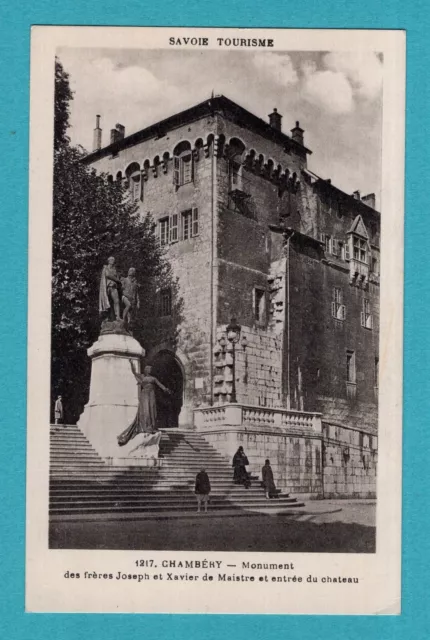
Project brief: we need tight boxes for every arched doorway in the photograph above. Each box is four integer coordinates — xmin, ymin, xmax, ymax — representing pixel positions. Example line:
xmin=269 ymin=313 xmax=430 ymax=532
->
xmin=149 ymin=351 xmax=184 ymax=428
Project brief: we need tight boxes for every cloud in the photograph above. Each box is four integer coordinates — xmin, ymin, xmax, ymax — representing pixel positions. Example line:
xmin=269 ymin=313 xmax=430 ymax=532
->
xmin=299 ymin=52 xmax=382 ymax=115
xmin=63 ymin=54 xmax=181 ymax=150
xmin=301 ymin=61 xmax=354 ymax=114
xmin=252 ymin=53 xmax=298 ymax=86
xmin=323 ymin=52 xmax=383 ymax=100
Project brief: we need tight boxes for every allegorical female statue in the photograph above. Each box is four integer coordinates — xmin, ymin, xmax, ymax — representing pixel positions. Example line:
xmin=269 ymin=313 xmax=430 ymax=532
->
xmin=117 ymin=360 xmax=172 ymax=446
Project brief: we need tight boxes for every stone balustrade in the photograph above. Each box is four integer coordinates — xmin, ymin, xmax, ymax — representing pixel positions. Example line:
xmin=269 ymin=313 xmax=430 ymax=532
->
xmin=194 ymin=403 xmax=322 ymax=435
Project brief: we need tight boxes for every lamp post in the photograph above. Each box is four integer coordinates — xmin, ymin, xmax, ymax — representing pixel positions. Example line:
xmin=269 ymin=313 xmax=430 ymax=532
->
xmin=226 ymin=317 xmax=241 ymax=403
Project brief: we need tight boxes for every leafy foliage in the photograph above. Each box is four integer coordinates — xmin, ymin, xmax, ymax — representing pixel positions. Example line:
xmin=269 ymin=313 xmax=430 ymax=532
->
xmin=54 ymin=58 xmax=73 ymax=151
xmin=51 ymin=60 xmax=181 ymax=423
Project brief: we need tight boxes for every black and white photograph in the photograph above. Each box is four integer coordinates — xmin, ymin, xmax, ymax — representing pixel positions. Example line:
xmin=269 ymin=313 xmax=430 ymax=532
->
xmin=26 ymin=27 xmax=404 ymax=614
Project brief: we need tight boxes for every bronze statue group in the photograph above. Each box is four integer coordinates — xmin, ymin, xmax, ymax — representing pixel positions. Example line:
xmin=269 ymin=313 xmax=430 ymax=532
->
xmin=68 ymin=258 xmax=280 ymax=513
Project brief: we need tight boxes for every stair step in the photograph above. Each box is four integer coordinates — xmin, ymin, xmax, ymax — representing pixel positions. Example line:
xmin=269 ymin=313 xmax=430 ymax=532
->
xmin=50 ymin=502 xmax=305 ymax=515
xmin=48 ymin=425 xmax=305 ymax=518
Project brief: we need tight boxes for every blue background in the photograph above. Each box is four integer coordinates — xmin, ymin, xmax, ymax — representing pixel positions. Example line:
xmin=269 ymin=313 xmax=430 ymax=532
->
xmin=0 ymin=0 xmax=428 ymax=637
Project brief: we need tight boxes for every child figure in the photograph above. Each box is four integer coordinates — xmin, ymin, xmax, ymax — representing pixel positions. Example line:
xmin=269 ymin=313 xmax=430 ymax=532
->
xmin=195 ymin=468 xmax=211 ymax=513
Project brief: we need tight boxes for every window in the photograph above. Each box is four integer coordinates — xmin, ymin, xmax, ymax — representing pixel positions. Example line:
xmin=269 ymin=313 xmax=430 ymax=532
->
xmin=346 ymin=350 xmax=356 ymax=384
xmin=159 ymin=288 xmax=172 ymax=316
xmin=338 ymin=240 xmax=345 ymax=260
xmin=130 ymin=174 xmax=141 ymax=202
xmin=173 ymin=147 xmax=194 ymax=186
xmin=332 ymin=287 xmax=346 ymax=321
xmin=323 ymin=234 xmax=332 ymax=254
xmin=159 ymin=218 xmax=169 ymax=246
xmin=374 ymin=356 xmax=379 ymax=388
xmin=353 ymin=236 xmax=367 ymax=263
xmin=253 ymin=288 xmax=266 ymax=323
xmin=361 ymin=298 xmax=373 ymax=329
xmin=169 ymin=214 xmax=178 ymax=243
xmin=181 ymin=208 xmax=199 ymax=240
xmin=182 ymin=210 xmax=192 ymax=240
xmin=371 ymin=256 xmax=379 ymax=275
xmin=192 ymin=208 xmax=199 ymax=237
xmin=229 ymin=160 xmax=243 ymax=192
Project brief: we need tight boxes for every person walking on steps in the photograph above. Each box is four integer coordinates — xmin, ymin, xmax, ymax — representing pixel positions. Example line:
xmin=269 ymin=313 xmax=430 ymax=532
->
xmin=54 ymin=395 xmax=63 ymax=426
xmin=262 ymin=459 xmax=278 ymax=499
xmin=232 ymin=446 xmax=251 ymax=489
xmin=195 ymin=468 xmax=211 ymax=513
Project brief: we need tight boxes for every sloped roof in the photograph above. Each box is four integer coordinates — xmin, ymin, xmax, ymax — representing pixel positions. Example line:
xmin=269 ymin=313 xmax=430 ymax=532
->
xmin=82 ymin=94 xmax=312 ymax=164
xmin=348 ymin=215 xmax=369 ymax=238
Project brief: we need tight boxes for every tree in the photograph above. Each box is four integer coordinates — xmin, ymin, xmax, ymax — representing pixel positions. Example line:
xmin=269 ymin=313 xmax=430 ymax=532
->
xmin=51 ymin=60 xmax=181 ymax=423
xmin=54 ymin=58 xmax=73 ymax=151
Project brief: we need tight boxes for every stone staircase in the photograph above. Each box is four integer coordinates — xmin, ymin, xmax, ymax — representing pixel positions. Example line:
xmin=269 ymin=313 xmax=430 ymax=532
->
xmin=49 ymin=424 xmax=305 ymax=518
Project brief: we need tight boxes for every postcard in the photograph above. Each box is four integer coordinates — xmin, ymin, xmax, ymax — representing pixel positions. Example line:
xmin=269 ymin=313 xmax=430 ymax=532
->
xmin=26 ymin=26 xmax=405 ymax=614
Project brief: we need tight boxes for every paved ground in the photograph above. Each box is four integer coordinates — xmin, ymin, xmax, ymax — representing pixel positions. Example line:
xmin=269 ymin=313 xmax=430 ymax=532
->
xmin=50 ymin=500 xmax=376 ymax=553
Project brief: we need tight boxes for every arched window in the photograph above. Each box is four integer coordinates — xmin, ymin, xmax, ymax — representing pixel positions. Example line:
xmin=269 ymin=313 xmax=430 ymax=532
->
xmin=226 ymin=138 xmax=246 ymax=193
xmin=173 ymin=141 xmax=193 ymax=187
xmin=125 ymin=162 xmax=142 ymax=202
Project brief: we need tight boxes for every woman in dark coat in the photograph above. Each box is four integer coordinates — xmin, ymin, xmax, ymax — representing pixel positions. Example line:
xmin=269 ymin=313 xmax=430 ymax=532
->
xmin=118 ymin=360 xmax=171 ymax=446
xmin=262 ymin=459 xmax=278 ymax=499
xmin=232 ymin=446 xmax=251 ymax=488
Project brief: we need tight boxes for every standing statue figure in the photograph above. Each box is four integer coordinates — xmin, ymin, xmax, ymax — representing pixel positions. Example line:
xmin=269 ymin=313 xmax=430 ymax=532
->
xmin=121 ymin=267 xmax=140 ymax=329
xmin=118 ymin=360 xmax=171 ymax=446
xmin=99 ymin=256 xmax=121 ymax=321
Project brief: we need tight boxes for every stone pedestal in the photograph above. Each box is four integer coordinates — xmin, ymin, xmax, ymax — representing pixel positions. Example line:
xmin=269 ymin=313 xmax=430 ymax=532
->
xmin=78 ymin=332 xmax=152 ymax=460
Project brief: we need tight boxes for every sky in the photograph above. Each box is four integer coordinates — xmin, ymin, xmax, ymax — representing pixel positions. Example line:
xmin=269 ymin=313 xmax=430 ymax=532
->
xmin=58 ymin=47 xmax=383 ymax=206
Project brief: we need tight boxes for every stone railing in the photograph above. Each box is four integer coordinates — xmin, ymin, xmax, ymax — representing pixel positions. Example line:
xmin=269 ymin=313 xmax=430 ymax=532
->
xmin=194 ymin=403 xmax=322 ymax=435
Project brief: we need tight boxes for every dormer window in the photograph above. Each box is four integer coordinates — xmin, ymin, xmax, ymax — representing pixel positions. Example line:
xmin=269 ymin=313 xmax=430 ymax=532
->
xmin=347 ymin=215 xmax=371 ymax=286
xmin=353 ymin=236 xmax=367 ymax=263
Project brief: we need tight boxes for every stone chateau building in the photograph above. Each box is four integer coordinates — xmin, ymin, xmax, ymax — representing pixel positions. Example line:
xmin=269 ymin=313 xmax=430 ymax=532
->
xmin=82 ymin=96 xmax=380 ymax=499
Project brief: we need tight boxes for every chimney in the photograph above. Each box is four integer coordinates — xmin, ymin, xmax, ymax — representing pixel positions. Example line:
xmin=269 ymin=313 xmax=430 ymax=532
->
xmin=110 ymin=128 xmax=119 ymax=144
xmin=92 ymin=114 xmax=102 ymax=151
xmin=268 ymin=108 xmax=282 ymax=132
xmin=110 ymin=123 xmax=126 ymax=145
xmin=291 ymin=121 xmax=304 ymax=146
xmin=361 ymin=193 xmax=376 ymax=209
xmin=115 ymin=123 xmax=125 ymax=140
xmin=352 ymin=190 xmax=361 ymax=200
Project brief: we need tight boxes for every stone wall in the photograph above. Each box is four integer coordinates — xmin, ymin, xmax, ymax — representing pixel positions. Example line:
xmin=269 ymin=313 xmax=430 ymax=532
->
xmin=197 ymin=419 xmax=377 ymax=499
xmin=200 ymin=425 xmax=323 ymax=498
xmin=322 ymin=422 xmax=377 ymax=498
xmin=90 ymin=117 xmax=218 ymax=419
xmin=287 ymin=236 xmax=379 ymax=434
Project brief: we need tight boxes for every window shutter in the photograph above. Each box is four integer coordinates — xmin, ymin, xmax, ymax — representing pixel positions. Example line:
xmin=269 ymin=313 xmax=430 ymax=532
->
xmin=345 ymin=238 xmax=350 ymax=261
xmin=169 ymin=214 xmax=178 ymax=243
xmin=331 ymin=301 xmax=336 ymax=318
xmin=190 ymin=154 xmax=195 ymax=182
xmin=332 ymin=239 xmax=338 ymax=256
xmin=173 ymin=156 xmax=180 ymax=185
xmin=360 ymin=311 xmax=365 ymax=327
xmin=140 ymin=175 xmax=144 ymax=202
xmin=338 ymin=305 xmax=345 ymax=321
xmin=192 ymin=208 xmax=199 ymax=236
